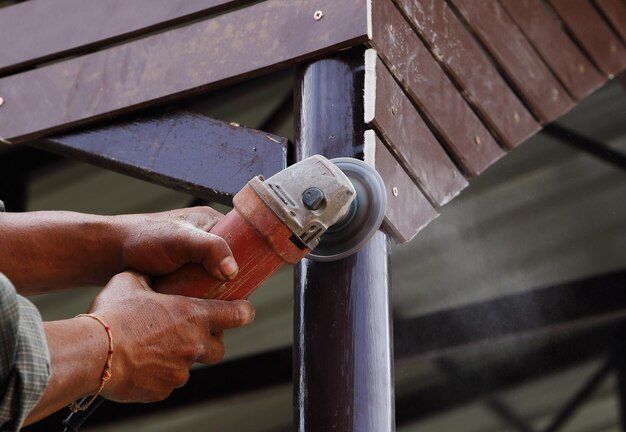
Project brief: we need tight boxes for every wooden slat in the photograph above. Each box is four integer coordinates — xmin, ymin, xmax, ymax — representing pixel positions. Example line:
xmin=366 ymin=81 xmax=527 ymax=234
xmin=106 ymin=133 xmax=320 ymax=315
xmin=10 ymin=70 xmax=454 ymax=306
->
xmin=0 ymin=0 xmax=252 ymax=75
xmin=449 ymin=0 xmax=574 ymax=123
xmin=37 ymin=112 xmax=288 ymax=204
xmin=549 ymin=0 xmax=626 ymax=77
xmin=0 ymin=0 xmax=369 ymax=144
xmin=595 ymin=0 xmax=626 ymax=43
xmin=364 ymin=50 xmax=467 ymax=207
xmin=364 ymin=130 xmax=439 ymax=243
xmin=369 ymin=0 xmax=504 ymax=177
xmin=500 ymin=0 xmax=606 ymax=101
xmin=392 ymin=0 xmax=538 ymax=149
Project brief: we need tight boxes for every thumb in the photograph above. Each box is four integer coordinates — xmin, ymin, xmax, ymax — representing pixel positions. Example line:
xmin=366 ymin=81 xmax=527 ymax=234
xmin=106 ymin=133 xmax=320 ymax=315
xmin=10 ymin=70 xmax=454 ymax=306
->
xmin=177 ymin=227 xmax=239 ymax=281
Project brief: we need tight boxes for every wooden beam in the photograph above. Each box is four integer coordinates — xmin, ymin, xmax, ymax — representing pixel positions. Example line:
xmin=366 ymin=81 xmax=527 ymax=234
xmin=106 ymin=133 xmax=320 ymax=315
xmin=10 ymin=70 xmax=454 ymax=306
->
xmin=549 ymin=0 xmax=626 ymax=78
xmin=449 ymin=0 xmax=574 ymax=123
xmin=364 ymin=50 xmax=467 ymax=208
xmin=595 ymin=0 xmax=626 ymax=44
xmin=35 ymin=112 xmax=288 ymax=205
xmin=500 ymin=0 xmax=606 ymax=101
xmin=0 ymin=0 xmax=369 ymax=144
xmin=392 ymin=0 xmax=539 ymax=149
xmin=364 ymin=130 xmax=439 ymax=243
xmin=369 ymin=0 xmax=504 ymax=176
xmin=0 ymin=0 xmax=253 ymax=75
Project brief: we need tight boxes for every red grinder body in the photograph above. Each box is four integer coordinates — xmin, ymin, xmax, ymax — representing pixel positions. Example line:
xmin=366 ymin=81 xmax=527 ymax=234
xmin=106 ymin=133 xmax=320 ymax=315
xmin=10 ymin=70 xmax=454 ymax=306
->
xmin=153 ymin=184 xmax=310 ymax=300
xmin=153 ymin=155 xmax=357 ymax=300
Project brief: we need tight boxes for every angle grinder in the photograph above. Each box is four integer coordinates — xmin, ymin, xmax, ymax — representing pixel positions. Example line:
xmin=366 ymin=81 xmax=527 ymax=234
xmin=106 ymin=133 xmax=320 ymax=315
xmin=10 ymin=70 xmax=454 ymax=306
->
xmin=62 ymin=155 xmax=386 ymax=431
xmin=153 ymin=154 xmax=387 ymax=300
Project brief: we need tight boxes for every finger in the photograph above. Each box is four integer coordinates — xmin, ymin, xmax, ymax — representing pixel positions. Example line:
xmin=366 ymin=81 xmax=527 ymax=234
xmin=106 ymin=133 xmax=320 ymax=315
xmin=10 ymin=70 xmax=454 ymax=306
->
xmin=178 ymin=228 xmax=238 ymax=281
xmin=198 ymin=299 xmax=255 ymax=332
xmin=197 ymin=334 xmax=225 ymax=364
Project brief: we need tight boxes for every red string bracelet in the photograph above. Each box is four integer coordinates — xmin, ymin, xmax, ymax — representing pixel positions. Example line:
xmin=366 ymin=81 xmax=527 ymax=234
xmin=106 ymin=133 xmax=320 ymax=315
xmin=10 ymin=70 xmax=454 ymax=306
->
xmin=69 ymin=313 xmax=114 ymax=413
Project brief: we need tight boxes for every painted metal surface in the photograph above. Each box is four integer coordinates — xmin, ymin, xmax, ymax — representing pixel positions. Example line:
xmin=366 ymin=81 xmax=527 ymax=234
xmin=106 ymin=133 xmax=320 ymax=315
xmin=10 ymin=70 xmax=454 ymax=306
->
xmin=0 ymin=0 xmax=369 ymax=143
xmin=294 ymin=49 xmax=395 ymax=432
xmin=36 ymin=111 xmax=287 ymax=204
xmin=369 ymin=0 xmax=504 ymax=176
xmin=364 ymin=130 xmax=439 ymax=243
xmin=0 ymin=0 xmax=252 ymax=74
xmin=364 ymin=50 xmax=467 ymax=207
xmin=549 ymin=0 xmax=626 ymax=77
xmin=393 ymin=0 xmax=539 ymax=149
xmin=501 ymin=0 xmax=606 ymax=101
xmin=450 ymin=0 xmax=574 ymax=123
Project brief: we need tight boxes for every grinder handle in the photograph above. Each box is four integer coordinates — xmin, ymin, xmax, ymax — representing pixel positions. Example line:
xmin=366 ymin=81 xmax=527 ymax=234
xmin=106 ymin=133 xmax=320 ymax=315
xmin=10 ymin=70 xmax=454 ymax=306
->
xmin=152 ymin=207 xmax=285 ymax=300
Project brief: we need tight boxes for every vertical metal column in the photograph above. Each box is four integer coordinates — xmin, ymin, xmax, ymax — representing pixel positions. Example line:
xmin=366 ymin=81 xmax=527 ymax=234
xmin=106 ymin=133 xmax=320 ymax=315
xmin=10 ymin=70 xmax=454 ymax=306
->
xmin=293 ymin=48 xmax=395 ymax=432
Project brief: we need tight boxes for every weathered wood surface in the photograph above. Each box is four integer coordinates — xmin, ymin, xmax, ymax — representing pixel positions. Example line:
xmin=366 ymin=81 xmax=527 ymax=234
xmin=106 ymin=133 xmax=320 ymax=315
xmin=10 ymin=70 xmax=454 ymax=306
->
xmin=364 ymin=50 xmax=467 ymax=207
xmin=500 ymin=0 xmax=606 ymax=101
xmin=36 ymin=112 xmax=287 ymax=204
xmin=364 ymin=130 xmax=438 ymax=243
xmin=595 ymin=0 xmax=626 ymax=43
xmin=449 ymin=0 xmax=574 ymax=123
xmin=0 ymin=0 xmax=252 ymax=74
xmin=0 ymin=0 xmax=369 ymax=144
xmin=549 ymin=0 xmax=626 ymax=77
xmin=369 ymin=0 xmax=504 ymax=177
xmin=393 ymin=0 xmax=538 ymax=149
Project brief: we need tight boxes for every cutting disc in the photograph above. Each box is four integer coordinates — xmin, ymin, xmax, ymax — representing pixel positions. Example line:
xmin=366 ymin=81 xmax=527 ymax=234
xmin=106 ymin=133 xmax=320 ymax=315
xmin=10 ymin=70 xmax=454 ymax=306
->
xmin=307 ymin=157 xmax=387 ymax=262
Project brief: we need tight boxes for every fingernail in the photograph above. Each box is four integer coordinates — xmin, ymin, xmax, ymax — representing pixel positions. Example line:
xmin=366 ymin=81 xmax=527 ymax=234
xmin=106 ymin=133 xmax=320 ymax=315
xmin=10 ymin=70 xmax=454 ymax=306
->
xmin=219 ymin=257 xmax=238 ymax=279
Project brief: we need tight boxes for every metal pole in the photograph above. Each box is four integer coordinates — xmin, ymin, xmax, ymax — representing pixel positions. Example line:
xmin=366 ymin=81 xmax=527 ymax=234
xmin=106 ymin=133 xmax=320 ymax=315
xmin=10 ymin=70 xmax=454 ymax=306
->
xmin=293 ymin=47 xmax=395 ymax=432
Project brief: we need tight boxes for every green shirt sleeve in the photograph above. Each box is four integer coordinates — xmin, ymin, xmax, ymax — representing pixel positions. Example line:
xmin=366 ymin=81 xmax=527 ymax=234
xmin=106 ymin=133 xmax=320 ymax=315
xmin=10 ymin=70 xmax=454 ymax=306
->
xmin=0 ymin=273 xmax=50 ymax=431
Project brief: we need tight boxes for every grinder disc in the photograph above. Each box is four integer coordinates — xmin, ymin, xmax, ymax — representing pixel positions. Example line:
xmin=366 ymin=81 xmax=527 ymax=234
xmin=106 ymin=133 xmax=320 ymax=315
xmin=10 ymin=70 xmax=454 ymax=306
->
xmin=307 ymin=157 xmax=387 ymax=262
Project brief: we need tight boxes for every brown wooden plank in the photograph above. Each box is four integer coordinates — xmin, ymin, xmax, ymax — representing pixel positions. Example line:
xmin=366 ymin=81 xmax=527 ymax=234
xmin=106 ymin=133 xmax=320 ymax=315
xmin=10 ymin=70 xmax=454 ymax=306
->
xmin=0 ymin=0 xmax=369 ymax=144
xmin=500 ymin=0 xmax=606 ymax=101
xmin=392 ymin=0 xmax=539 ymax=149
xmin=37 ymin=111 xmax=288 ymax=204
xmin=450 ymin=0 xmax=574 ymax=123
xmin=364 ymin=50 xmax=467 ymax=207
xmin=595 ymin=0 xmax=626 ymax=43
xmin=363 ymin=130 xmax=439 ymax=243
xmin=549 ymin=0 xmax=626 ymax=77
xmin=0 ymin=0 xmax=252 ymax=75
xmin=369 ymin=0 xmax=504 ymax=177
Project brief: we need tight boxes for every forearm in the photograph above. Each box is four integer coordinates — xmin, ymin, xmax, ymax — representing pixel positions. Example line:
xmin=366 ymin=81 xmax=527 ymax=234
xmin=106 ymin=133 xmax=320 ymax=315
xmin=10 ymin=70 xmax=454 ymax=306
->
xmin=24 ymin=318 xmax=107 ymax=426
xmin=0 ymin=211 xmax=125 ymax=293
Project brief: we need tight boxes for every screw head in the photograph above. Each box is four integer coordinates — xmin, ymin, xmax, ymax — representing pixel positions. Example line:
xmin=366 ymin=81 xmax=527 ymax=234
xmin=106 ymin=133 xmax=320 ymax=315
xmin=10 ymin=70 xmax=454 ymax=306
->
xmin=314 ymin=10 xmax=324 ymax=20
xmin=578 ymin=64 xmax=586 ymax=74
xmin=513 ymin=111 xmax=520 ymax=125
xmin=302 ymin=187 xmax=325 ymax=210
xmin=391 ymin=106 xmax=398 ymax=115
xmin=392 ymin=187 xmax=399 ymax=197
xmin=0 ymin=97 xmax=4 ymax=107
xmin=474 ymin=136 xmax=481 ymax=145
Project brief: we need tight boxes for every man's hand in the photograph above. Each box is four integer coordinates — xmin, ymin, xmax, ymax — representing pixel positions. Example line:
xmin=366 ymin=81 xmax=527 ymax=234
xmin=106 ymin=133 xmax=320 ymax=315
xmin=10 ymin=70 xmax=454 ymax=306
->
xmin=115 ymin=207 xmax=238 ymax=281
xmin=25 ymin=271 xmax=254 ymax=424
xmin=0 ymin=207 xmax=237 ymax=293
xmin=93 ymin=272 xmax=253 ymax=402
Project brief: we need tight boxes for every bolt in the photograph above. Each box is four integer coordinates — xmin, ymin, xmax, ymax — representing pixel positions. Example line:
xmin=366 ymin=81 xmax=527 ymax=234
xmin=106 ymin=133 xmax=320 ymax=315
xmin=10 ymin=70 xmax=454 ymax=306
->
xmin=391 ymin=106 xmax=398 ymax=115
xmin=552 ymin=88 xmax=559 ymax=100
xmin=513 ymin=111 xmax=520 ymax=125
xmin=474 ymin=136 xmax=481 ymax=145
xmin=314 ymin=10 xmax=324 ymax=20
xmin=302 ymin=187 xmax=325 ymax=210
xmin=0 ymin=97 xmax=4 ymax=107
xmin=392 ymin=187 xmax=399 ymax=197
